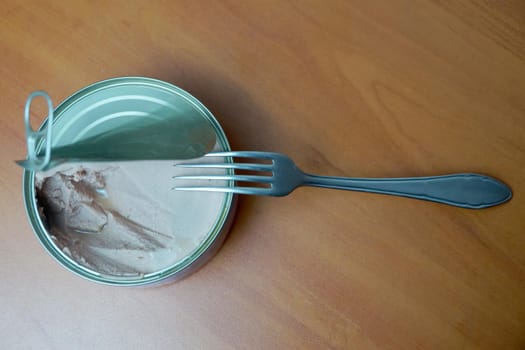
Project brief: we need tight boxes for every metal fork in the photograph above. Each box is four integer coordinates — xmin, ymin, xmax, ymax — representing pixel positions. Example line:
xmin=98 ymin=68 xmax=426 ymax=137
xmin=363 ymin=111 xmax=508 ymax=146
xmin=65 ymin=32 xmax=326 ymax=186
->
xmin=173 ymin=151 xmax=512 ymax=209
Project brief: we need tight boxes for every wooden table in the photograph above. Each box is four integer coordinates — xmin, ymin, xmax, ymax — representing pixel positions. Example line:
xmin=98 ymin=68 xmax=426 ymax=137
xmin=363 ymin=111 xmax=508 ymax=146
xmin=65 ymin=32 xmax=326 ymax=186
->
xmin=1 ymin=1 xmax=524 ymax=349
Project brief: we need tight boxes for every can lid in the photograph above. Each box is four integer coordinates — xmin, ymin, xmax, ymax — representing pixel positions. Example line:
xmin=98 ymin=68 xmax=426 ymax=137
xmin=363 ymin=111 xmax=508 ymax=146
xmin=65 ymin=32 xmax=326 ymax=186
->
xmin=18 ymin=77 xmax=217 ymax=171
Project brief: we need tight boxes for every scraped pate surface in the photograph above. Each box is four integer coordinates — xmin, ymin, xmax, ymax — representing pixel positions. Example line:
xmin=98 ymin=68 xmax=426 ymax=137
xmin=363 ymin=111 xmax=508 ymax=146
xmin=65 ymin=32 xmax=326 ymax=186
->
xmin=35 ymin=160 xmax=227 ymax=276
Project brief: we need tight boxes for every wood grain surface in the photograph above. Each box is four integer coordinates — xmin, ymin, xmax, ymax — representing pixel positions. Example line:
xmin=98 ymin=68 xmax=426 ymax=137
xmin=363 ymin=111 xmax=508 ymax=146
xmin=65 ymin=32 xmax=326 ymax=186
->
xmin=1 ymin=1 xmax=524 ymax=349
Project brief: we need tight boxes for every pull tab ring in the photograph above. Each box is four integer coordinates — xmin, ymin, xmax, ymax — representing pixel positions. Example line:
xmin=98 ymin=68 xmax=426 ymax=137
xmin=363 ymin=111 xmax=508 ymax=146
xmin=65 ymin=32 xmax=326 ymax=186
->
xmin=23 ymin=91 xmax=54 ymax=171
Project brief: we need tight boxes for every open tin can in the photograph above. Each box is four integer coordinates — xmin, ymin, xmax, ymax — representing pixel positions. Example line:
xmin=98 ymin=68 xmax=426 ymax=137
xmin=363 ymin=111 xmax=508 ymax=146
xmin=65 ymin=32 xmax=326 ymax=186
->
xmin=22 ymin=77 xmax=236 ymax=286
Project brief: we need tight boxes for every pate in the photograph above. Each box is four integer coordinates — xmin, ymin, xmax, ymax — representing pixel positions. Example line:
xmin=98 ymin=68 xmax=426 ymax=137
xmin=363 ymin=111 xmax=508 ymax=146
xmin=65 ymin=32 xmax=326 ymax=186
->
xmin=35 ymin=160 xmax=226 ymax=276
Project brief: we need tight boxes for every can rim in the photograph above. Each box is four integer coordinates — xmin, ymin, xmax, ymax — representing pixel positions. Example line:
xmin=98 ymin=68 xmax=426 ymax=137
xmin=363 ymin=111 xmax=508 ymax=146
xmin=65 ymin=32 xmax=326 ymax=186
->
xmin=22 ymin=77 xmax=235 ymax=286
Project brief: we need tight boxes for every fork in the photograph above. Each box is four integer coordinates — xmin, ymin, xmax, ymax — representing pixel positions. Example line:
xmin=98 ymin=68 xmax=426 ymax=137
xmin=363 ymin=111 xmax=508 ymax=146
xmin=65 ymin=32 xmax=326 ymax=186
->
xmin=173 ymin=151 xmax=512 ymax=209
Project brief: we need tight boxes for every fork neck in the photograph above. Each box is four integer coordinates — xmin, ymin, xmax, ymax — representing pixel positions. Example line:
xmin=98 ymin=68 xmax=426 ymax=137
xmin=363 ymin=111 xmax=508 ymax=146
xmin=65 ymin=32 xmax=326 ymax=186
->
xmin=302 ymin=173 xmax=360 ymax=189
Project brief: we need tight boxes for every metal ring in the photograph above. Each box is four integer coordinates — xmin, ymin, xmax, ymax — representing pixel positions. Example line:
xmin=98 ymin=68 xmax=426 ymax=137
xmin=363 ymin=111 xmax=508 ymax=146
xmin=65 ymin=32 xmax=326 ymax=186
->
xmin=23 ymin=91 xmax=54 ymax=170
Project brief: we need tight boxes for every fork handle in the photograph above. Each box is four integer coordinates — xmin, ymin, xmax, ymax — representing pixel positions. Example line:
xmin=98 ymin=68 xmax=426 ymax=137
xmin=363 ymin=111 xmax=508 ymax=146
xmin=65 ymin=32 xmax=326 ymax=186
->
xmin=302 ymin=173 xmax=512 ymax=209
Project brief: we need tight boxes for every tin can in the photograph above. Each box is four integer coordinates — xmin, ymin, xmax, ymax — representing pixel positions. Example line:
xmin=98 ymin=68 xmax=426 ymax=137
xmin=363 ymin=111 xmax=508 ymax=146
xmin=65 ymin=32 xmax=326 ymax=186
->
xmin=22 ymin=77 xmax=237 ymax=286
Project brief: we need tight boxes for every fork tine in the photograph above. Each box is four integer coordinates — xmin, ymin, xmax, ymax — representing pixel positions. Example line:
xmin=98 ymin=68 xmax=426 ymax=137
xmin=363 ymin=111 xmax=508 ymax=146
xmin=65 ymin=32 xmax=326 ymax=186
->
xmin=173 ymin=186 xmax=271 ymax=196
xmin=205 ymin=151 xmax=277 ymax=160
xmin=173 ymin=174 xmax=272 ymax=183
xmin=175 ymin=162 xmax=273 ymax=172
xmin=173 ymin=151 xmax=281 ymax=196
